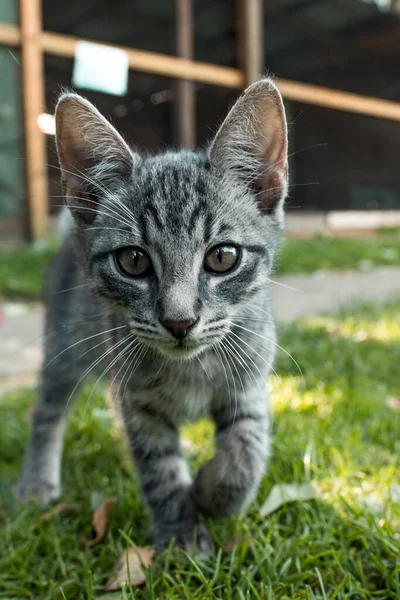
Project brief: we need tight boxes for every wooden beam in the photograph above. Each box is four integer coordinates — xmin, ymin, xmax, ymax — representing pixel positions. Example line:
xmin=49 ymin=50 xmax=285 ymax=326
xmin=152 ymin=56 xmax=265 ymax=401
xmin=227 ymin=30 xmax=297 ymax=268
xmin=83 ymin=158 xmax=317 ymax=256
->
xmin=237 ymin=0 xmax=264 ymax=86
xmin=0 ymin=22 xmax=20 ymax=45
xmin=175 ymin=0 xmax=196 ymax=147
xmin=0 ymin=24 xmax=242 ymax=87
xmin=1 ymin=23 xmax=400 ymax=123
xmin=19 ymin=0 xmax=48 ymax=241
xmin=277 ymin=79 xmax=400 ymax=122
xmin=40 ymin=30 xmax=244 ymax=88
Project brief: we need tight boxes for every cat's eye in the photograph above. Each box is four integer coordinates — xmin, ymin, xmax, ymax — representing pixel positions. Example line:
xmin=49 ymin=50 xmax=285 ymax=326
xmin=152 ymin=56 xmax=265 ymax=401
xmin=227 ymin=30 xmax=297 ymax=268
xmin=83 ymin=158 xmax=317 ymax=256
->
xmin=115 ymin=247 xmax=152 ymax=277
xmin=204 ymin=245 xmax=240 ymax=274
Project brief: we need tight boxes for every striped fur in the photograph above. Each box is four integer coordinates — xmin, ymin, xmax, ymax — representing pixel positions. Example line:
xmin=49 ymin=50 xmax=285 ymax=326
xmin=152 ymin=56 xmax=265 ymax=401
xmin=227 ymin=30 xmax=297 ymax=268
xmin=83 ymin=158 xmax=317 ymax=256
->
xmin=17 ymin=79 xmax=288 ymax=554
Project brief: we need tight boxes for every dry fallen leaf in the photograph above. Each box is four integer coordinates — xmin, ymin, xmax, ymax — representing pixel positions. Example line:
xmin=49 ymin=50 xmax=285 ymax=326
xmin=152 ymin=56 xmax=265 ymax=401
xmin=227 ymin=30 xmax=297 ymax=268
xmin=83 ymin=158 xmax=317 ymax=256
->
xmin=386 ymin=396 xmax=400 ymax=411
xmin=329 ymin=326 xmax=343 ymax=340
xmin=222 ymin=536 xmax=248 ymax=555
xmin=259 ymin=482 xmax=318 ymax=516
xmin=40 ymin=503 xmax=72 ymax=520
xmin=105 ymin=547 xmax=155 ymax=591
xmin=86 ymin=498 xmax=117 ymax=548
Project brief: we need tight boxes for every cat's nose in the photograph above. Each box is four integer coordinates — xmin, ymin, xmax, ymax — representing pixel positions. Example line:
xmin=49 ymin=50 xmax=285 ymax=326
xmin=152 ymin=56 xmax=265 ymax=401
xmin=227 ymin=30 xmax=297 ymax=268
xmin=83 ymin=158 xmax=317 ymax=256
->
xmin=160 ymin=318 xmax=199 ymax=340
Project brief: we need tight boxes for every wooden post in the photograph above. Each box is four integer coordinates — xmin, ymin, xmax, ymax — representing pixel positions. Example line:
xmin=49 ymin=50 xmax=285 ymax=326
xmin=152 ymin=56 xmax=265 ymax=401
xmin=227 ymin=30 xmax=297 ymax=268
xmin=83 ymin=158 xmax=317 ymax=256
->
xmin=20 ymin=0 xmax=48 ymax=240
xmin=237 ymin=0 xmax=264 ymax=87
xmin=175 ymin=0 xmax=196 ymax=147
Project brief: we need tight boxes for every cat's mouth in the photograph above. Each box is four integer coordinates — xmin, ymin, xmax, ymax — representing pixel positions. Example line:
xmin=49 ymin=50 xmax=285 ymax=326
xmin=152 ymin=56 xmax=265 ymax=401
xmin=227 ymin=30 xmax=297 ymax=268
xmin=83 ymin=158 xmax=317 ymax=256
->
xmin=130 ymin=332 xmax=214 ymax=361
xmin=129 ymin=320 xmax=227 ymax=361
xmin=143 ymin=337 xmax=208 ymax=360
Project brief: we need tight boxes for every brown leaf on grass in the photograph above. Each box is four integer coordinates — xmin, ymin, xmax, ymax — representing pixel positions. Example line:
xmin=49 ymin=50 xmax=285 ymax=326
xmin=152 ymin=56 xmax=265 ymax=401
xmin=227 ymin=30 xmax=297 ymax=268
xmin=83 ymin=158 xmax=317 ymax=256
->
xmin=222 ymin=537 xmax=248 ymax=555
xmin=105 ymin=547 xmax=155 ymax=591
xmin=40 ymin=503 xmax=73 ymax=520
xmin=386 ymin=396 xmax=400 ymax=411
xmin=329 ymin=326 xmax=343 ymax=340
xmin=86 ymin=498 xmax=117 ymax=548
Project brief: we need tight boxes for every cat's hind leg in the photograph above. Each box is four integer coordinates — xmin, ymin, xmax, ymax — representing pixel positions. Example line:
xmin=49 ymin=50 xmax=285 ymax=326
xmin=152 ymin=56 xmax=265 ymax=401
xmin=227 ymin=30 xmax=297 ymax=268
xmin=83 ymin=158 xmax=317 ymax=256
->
xmin=16 ymin=364 xmax=82 ymax=504
xmin=15 ymin=321 xmax=103 ymax=505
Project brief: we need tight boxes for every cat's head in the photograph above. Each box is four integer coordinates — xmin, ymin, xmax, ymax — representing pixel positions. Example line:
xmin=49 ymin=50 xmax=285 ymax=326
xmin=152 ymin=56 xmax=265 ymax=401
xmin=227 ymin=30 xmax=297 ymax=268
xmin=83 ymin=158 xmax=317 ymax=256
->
xmin=55 ymin=79 xmax=288 ymax=360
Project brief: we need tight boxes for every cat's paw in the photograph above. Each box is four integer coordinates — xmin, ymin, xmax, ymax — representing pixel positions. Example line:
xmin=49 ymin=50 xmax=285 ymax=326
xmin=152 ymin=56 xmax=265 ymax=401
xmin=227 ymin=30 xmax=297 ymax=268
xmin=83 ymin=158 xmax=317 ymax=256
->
xmin=15 ymin=478 xmax=61 ymax=505
xmin=192 ymin=460 xmax=251 ymax=518
xmin=155 ymin=523 xmax=213 ymax=560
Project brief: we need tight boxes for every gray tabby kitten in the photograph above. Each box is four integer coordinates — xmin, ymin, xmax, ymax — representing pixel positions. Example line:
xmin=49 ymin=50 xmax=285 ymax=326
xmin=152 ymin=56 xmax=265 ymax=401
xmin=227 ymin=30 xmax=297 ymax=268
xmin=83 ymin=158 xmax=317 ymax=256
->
xmin=17 ymin=79 xmax=288 ymax=554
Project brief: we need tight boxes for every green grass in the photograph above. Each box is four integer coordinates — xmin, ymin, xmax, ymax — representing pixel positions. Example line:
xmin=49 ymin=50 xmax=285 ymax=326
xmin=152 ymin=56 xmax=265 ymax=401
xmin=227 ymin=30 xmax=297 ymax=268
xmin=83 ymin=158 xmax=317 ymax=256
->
xmin=1 ymin=302 xmax=399 ymax=599
xmin=0 ymin=241 xmax=58 ymax=301
xmin=276 ymin=229 xmax=400 ymax=275
xmin=1 ymin=229 xmax=400 ymax=300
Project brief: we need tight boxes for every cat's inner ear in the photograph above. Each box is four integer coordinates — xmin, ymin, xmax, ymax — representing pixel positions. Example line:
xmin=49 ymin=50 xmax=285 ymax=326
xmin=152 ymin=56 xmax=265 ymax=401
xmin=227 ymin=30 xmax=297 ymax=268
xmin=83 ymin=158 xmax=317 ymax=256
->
xmin=55 ymin=93 xmax=137 ymax=224
xmin=209 ymin=79 xmax=288 ymax=216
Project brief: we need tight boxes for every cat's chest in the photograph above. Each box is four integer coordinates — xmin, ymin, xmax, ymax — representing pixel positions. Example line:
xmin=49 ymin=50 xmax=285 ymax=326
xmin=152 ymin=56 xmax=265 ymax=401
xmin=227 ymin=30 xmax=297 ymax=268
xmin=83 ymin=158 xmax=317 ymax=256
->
xmin=135 ymin=358 xmax=215 ymax=423
xmin=158 ymin=365 xmax=212 ymax=422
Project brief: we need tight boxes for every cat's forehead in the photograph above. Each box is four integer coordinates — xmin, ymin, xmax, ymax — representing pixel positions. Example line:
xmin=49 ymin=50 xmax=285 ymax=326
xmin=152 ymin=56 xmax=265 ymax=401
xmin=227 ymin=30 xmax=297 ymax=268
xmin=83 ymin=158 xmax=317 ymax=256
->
xmin=131 ymin=151 xmax=216 ymax=237
xmin=137 ymin=151 xmax=211 ymax=199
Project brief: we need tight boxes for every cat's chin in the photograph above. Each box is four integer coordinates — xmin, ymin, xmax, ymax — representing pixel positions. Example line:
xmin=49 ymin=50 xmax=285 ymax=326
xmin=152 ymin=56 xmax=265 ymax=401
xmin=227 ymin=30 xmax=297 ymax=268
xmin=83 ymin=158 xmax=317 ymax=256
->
xmin=146 ymin=341 xmax=208 ymax=361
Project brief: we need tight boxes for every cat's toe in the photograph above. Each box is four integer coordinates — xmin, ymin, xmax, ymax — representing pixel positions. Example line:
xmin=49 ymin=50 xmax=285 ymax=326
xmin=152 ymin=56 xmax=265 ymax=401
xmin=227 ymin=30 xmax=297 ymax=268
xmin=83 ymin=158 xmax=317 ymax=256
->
xmin=15 ymin=479 xmax=61 ymax=505
xmin=191 ymin=525 xmax=214 ymax=560
xmin=156 ymin=523 xmax=213 ymax=559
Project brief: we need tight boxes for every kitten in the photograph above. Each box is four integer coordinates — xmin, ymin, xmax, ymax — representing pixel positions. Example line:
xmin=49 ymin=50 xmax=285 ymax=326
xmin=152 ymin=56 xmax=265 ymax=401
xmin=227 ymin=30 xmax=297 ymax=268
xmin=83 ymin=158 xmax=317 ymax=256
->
xmin=17 ymin=79 xmax=288 ymax=554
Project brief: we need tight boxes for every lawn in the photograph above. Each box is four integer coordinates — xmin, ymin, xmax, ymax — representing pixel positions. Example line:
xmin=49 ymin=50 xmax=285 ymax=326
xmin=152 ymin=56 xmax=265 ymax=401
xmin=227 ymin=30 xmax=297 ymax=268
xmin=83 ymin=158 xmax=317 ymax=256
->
xmin=1 ymin=302 xmax=399 ymax=599
xmin=276 ymin=228 xmax=400 ymax=275
xmin=1 ymin=229 xmax=400 ymax=300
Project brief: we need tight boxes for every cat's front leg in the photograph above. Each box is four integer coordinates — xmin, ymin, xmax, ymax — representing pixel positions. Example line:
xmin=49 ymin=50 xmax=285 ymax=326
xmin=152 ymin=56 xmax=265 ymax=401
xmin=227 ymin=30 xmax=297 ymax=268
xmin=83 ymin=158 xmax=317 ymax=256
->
xmin=192 ymin=386 xmax=270 ymax=519
xmin=122 ymin=399 xmax=213 ymax=555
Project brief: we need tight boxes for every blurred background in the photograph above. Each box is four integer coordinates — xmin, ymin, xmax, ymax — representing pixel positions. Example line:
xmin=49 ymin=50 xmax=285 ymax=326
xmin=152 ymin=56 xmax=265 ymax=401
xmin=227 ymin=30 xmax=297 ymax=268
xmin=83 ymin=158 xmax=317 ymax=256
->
xmin=1 ymin=0 xmax=400 ymax=242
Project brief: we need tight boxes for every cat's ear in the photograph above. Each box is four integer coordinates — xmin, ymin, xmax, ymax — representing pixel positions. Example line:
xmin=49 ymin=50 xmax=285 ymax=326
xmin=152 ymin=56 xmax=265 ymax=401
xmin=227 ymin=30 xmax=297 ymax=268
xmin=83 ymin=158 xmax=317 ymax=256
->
xmin=209 ymin=78 xmax=288 ymax=216
xmin=55 ymin=93 xmax=138 ymax=224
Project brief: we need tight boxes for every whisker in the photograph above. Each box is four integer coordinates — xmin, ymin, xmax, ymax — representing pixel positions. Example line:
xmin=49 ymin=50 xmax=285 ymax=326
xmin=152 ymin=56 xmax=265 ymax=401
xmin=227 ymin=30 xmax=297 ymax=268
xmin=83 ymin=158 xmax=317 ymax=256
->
xmin=62 ymin=332 xmax=135 ymax=416
xmin=78 ymin=331 xmax=120 ymax=359
xmin=231 ymin=322 xmax=303 ymax=379
xmin=267 ymin=278 xmax=302 ymax=293
xmin=55 ymin=283 xmax=89 ymax=294
xmin=119 ymin=343 xmax=148 ymax=406
xmin=252 ymin=181 xmax=320 ymax=199
xmin=52 ymin=203 xmax=133 ymax=231
xmin=227 ymin=333 xmax=269 ymax=393
xmin=228 ymin=329 xmax=282 ymax=384
xmin=224 ymin=336 xmax=260 ymax=392
xmin=83 ymin=335 xmax=139 ymax=413
xmin=222 ymin=342 xmax=245 ymax=429
xmin=218 ymin=343 xmax=238 ymax=429
xmin=197 ymin=355 xmax=213 ymax=383
xmin=49 ymin=163 xmax=140 ymax=230
xmin=42 ymin=324 xmax=127 ymax=372
xmin=15 ymin=308 xmax=115 ymax=353
xmin=50 ymin=190 xmax=134 ymax=231
xmin=111 ymin=341 xmax=143 ymax=406
xmin=213 ymin=343 xmax=232 ymax=406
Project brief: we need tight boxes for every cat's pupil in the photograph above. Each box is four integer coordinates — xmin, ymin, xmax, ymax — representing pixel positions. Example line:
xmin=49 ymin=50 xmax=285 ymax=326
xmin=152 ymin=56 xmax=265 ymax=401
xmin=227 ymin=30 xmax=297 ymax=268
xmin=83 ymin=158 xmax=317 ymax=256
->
xmin=204 ymin=245 xmax=239 ymax=273
xmin=115 ymin=247 xmax=151 ymax=276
